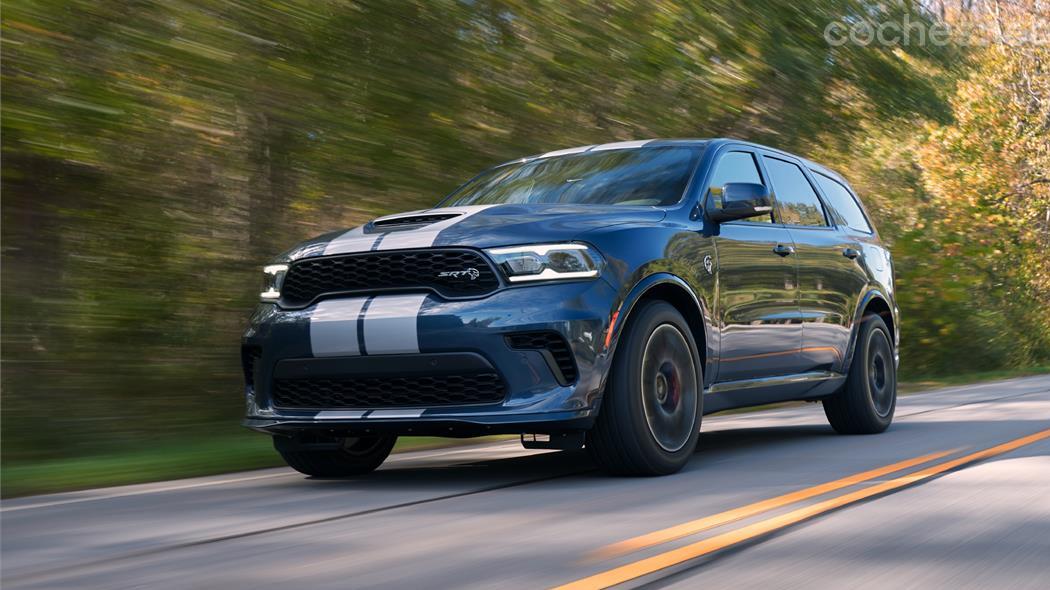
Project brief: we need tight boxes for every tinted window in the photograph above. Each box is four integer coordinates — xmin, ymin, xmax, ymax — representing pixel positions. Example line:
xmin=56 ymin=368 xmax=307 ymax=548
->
xmin=708 ymin=151 xmax=772 ymax=223
xmin=764 ymin=157 xmax=827 ymax=226
xmin=814 ymin=173 xmax=873 ymax=233
xmin=443 ymin=147 xmax=700 ymax=207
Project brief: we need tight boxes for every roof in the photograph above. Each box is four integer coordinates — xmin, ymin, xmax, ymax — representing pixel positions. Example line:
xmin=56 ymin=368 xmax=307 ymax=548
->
xmin=498 ymin=137 xmax=851 ymax=185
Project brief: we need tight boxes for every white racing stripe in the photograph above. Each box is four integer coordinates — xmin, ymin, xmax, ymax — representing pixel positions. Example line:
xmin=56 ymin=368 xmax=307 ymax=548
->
xmin=368 ymin=409 xmax=425 ymax=419
xmin=322 ymin=205 xmax=497 ymax=255
xmin=309 ymin=204 xmax=494 ymax=356
xmin=322 ymin=226 xmax=376 ymax=256
xmin=362 ymin=293 xmax=429 ymax=354
xmin=310 ymin=298 xmax=367 ymax=357
xmin=315 ymin=410 xmax=367 ymax=420
xmin=377 ymin=229 xmax=442 ymax=251
xmin=308 ymin=294 xmax=430 ymax=356
xmin=375 ymin=204 xmax=497 ymax=251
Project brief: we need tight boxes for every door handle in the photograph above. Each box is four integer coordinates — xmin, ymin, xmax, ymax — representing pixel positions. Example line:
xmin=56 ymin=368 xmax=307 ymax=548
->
xmin=772 ymin=244 xmax=795 ymax=257
xmin=842 ymin=247 xmax=861 ymax=260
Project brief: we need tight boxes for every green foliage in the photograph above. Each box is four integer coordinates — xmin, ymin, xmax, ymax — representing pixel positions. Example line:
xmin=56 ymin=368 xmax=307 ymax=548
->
xmin=2 ymin=0 xmax=1046 ymax=468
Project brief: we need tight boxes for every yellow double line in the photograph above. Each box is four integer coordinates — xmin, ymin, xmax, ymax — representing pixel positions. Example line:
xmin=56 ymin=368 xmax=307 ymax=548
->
xmin=556 ymin=427 xmax=1050 ymax=590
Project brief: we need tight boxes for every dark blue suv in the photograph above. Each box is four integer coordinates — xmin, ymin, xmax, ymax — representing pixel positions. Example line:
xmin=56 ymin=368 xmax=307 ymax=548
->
xmin=242 ymin=138 xmax=899 ymax=476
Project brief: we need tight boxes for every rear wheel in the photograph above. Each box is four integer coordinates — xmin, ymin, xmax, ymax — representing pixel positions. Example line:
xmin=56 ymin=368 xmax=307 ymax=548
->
xmin=587 ymin=300 xmax=702 ymax=475
xmin=275 ymin=434 xmax=397 ymax=477
xmin=823 ymin=314 xmax=896 ymax=434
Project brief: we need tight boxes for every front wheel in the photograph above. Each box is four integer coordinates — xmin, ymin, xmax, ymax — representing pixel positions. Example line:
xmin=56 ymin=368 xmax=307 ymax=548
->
xmin=275 ymin=434 xmax=397 ymax=477
xmin=587 ymin=300 xmax=702 ymax=476
xmin=823 ymin=314 xmax=896 ymax=434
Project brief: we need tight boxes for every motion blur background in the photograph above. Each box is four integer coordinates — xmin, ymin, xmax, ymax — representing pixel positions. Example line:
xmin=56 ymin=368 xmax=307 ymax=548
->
xmin=2 ymin=0 xmax=1048 ymax=495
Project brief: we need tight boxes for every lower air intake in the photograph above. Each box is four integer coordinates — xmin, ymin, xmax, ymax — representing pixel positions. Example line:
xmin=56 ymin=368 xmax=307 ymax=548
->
xmin=506 ymin=332 xmax=578 ymax=383
xmin=271 ymin=373 xmax=506 ymax=409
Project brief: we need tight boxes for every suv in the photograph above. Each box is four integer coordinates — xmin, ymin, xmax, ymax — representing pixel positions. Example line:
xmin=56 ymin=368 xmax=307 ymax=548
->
xmin=242 ymin=138 xmax=899 ymax=476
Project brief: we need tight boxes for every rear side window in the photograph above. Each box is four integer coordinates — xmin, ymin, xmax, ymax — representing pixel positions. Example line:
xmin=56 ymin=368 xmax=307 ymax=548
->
xmin=763 ymin=156 xmax=827 ymax=227
xmin=708 ymin=151 xmax=772 ymax=223
xmin=813 ymin=173 xmax=873 ymax=233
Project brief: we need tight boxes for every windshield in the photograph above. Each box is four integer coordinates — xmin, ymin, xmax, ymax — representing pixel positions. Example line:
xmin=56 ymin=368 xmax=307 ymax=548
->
xmin=442 ymin=146 xmax=701 ymax=207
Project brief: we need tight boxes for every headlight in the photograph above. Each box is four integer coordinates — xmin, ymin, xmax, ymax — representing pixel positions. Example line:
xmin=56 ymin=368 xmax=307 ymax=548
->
xmin=485 ymin=243 xmax=603 ymax=283
xmin=260 ymin=264 xmax=288 ymax=301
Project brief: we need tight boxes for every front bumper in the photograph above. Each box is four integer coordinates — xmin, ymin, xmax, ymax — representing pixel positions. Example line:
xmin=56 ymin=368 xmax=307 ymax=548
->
xmin=241 ymin=278 xmax=618 ymax=436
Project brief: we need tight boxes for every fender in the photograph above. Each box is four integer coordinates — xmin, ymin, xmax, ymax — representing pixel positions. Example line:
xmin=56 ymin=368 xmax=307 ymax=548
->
xmin=842 ymin=288 xmax=898 ymax=373
xmin=603 ymin=272 xmax=716 ymax=389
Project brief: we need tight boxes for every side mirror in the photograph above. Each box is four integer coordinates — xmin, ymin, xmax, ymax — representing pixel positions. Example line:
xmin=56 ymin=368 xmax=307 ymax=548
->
xmin=706 ymin=182 xmax=774 ymax=223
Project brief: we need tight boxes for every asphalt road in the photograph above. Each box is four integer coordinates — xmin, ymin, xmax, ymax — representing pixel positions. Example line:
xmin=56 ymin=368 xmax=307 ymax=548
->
xmin=3 ymin=375 xmax=1049 ymax=589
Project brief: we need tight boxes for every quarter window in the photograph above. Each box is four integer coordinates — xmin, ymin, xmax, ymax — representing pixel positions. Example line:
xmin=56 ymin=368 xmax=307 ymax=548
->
xmin=763 ymin=157 xmax=827 ymax=227
xmin=814 ymin=173 xmax=873 ymax=233
xmin=708 ymin=151 xmax=772 ymax=223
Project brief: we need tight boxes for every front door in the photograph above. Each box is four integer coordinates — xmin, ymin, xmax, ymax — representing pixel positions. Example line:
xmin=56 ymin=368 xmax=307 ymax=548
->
xmin=707 ymin=148 xmax=802 ymax=382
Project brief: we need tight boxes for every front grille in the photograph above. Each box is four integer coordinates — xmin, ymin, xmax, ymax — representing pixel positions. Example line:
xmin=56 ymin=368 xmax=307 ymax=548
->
xmin=279 ymin=248 xmax=500 ymax=307
xmin=506 ymin=332 xmax=578 ymax=383
xmin=272 ymin=373 xmax=506 ymax=409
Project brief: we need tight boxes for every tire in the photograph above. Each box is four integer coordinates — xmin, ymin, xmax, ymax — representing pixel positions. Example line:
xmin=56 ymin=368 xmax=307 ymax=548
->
xmin=587 ymin=300 xmax=703 ymax=476
xmin=275 ymin=434 xmax=397 ymax=477
xmin=823 ymin=313 xmax=896 ymax=434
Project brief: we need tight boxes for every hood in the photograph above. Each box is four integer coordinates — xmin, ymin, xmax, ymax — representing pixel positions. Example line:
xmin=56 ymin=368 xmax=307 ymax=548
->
xmin=280 ymin=204 xmax=665 ymax=261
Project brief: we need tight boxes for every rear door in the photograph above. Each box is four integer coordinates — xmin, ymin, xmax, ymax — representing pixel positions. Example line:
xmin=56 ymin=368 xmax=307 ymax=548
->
xmin=760 ymin=153 xmax=866 ymax=374
xmin=809 ymin=171 xmax=882 ymax=372
xmin=708 ymin=147 xmax=802 ymax=383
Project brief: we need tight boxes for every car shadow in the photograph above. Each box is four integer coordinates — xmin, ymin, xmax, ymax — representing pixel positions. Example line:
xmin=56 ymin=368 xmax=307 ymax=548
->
xmin=296 ymin=408 xmax=1050 ymax=491
xmin=297 ymin=423 xmax=839 ymax=490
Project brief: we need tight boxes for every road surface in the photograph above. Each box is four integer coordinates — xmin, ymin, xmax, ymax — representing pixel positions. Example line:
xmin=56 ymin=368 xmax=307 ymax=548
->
xmin=3 ymin=375 xmax=1049 ymax=589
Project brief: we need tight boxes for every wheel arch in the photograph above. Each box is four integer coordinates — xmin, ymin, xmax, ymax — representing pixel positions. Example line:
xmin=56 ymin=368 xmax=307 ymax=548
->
xmin=605 ymin=273 xmax=714 ymax=388
xmin=843 ymin=289 xmax=897 ymax=373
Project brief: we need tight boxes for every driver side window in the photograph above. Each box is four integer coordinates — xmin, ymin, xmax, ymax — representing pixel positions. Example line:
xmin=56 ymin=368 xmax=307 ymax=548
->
xmin=708 ymin=151 xmax=773 ymax=223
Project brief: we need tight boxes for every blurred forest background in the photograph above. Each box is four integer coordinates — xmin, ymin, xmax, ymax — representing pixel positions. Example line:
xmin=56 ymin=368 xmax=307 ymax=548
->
xmin=2 ymin=0 xmax=1049 ymax=486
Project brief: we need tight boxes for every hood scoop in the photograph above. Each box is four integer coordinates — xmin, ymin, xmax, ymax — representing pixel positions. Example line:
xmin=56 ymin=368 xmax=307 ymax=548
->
xmin=369 ymin=213 xmax=461 ymax=232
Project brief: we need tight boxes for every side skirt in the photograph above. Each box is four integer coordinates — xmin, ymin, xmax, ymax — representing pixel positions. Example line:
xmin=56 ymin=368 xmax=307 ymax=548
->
xmin=702 ymin=371 xmax=846 ymax=415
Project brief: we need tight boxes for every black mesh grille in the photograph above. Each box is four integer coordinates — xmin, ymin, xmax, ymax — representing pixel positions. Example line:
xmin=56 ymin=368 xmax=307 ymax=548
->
xmin=279 ymin=249 xmax=500 ymax=307
xmin=272 ymin=373 xmax=506 ymax=409
xmin=372 ymin=214 xmax=460 ymax=229
xmin=506 ymin=332 xmax=578 ymax=383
